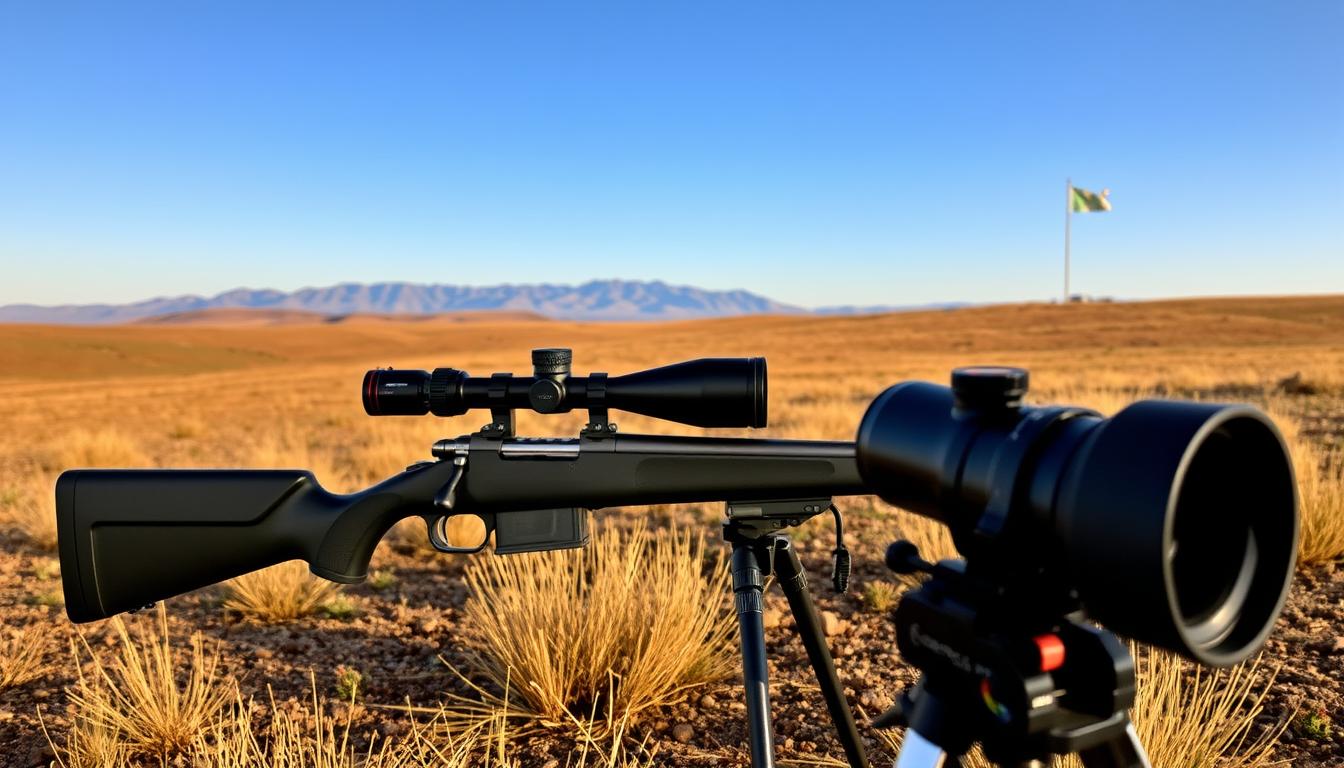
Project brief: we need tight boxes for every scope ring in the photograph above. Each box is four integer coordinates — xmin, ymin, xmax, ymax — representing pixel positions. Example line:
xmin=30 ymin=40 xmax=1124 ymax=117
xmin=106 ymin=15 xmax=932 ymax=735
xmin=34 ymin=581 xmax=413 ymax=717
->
xmin=973 ymin=406 xmax=1097 ymax=552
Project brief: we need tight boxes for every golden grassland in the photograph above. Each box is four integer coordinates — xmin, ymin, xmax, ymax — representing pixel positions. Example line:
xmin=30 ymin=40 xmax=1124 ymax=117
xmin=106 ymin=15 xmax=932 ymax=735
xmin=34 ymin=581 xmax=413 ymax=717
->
xmin=1 ymin=294 xmax=1342 ymax=766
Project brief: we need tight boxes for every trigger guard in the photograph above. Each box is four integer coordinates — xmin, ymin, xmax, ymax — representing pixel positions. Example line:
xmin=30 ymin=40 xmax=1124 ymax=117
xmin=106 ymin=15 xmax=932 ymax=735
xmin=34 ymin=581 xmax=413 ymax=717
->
xmin=426 ymin=514 xmax=491 ymax=554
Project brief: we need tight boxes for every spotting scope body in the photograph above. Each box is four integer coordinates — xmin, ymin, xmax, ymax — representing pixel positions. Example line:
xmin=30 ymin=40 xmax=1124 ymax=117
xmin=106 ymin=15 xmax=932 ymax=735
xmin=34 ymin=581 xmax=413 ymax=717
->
xmin=857 ymin=367 xmax=1298 ymax=666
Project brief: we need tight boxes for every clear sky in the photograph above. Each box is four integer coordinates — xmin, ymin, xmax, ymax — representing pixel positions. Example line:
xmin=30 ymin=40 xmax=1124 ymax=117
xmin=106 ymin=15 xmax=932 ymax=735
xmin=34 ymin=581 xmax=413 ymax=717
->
xmin=1 ymin=2 xmax=1340 ymax=308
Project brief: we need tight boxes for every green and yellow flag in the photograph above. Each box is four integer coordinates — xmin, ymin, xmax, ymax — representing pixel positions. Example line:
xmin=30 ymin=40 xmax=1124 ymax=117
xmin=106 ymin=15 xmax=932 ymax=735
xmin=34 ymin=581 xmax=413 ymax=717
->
xmin=1070 ymin=186 xmax=1111 ymax=213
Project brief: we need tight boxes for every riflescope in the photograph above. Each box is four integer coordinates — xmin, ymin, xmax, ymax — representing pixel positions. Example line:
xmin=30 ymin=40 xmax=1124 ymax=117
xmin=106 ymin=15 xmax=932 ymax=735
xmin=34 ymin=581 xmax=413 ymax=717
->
xmin=856 ymin=366 xmax=1298 ymax=667
xmin=363 ymin=348 xmax=767 ymax=429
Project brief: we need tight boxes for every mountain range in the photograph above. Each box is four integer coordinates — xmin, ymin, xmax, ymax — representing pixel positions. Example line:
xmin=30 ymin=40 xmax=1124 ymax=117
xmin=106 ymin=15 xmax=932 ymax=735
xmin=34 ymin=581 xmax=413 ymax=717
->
xmin=0 ymin=280 xmax=960 ymax=324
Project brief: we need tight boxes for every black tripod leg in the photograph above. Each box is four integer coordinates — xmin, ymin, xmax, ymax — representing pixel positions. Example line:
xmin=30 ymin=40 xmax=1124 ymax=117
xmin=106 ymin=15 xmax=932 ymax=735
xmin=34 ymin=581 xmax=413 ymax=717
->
xmin=773 ymin=538 xmax=869 ymax=768
xmin=731 ymin=541 xmax=776 ymax=768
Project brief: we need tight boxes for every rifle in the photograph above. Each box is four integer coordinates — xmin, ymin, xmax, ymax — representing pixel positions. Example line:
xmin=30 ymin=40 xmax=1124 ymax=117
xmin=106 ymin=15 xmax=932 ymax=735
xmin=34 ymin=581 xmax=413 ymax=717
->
xmin=57 ymin=349 xmax=874 ymax=768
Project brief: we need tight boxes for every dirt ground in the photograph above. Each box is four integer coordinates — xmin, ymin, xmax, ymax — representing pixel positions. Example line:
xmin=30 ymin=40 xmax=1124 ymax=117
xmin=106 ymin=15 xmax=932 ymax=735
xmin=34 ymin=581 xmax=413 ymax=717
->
xmin=1 ymin=296 xmax=1342 ymax=766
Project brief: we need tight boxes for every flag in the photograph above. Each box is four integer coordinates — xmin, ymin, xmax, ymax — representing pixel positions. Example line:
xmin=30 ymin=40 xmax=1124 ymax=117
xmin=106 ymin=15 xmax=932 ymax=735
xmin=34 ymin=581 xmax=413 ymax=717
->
xmin=1069 ymin=184 xmax=1112 ymax=212
xmin=1070 ymin=186 xmax=1111 ymax=213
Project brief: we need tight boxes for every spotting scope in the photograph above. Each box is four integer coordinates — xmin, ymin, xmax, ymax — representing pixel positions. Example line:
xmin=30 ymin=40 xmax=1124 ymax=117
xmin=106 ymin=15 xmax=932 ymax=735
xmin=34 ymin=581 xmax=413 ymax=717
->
xmin=857 ymin=366 xmax=1298 ymax=667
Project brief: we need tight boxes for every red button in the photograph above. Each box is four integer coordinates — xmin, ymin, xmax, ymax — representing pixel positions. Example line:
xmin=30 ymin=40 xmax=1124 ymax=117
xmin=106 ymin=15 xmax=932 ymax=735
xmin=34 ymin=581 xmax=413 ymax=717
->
xmin=1034 ymin=634 xmax=1066 ymax=672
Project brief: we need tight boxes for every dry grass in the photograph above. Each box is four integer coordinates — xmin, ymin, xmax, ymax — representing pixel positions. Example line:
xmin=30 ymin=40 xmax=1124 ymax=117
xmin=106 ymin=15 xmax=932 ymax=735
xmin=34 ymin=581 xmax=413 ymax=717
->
xmin=0 ymin=624 xmax=49 ymax=691
xmin=44 ymin=428 xmax=149 ymax=470
xmin=63 ymin=604 xmax=233 ymax=760
xmin=458 ymin=524 xmax=736 ymax=726
xmin=0 ymin=474 xmax=58 ymax=550
xmin=874 ymin=645 xmax=1284 ymax=767
xmin=1269 ymin=407 xmax=1344 ymax=564
xmin=192 ymin=675 xmax=656 ymax=768
xmin=221 ymin=560 xmax=343 ymax=623
xmin=1128 ymin=647 xmax=1284 ymax=768
xmin=199 ymin=679 xmax=418 ymax=768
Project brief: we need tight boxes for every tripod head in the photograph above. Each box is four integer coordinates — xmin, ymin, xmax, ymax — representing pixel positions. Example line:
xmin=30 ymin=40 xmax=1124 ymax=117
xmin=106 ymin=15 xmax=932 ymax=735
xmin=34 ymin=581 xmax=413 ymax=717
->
xmin=876 ymin=541 xmax=1143 ymax=766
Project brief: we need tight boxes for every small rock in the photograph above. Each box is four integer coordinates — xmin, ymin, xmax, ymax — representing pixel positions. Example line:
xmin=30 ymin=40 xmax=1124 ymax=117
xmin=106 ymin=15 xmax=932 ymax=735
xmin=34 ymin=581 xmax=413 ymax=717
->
xmin=820 ymin=610 xmax=848 ymax=636
xmin=699 ymin=694 xmax=717 ymax=710
xmin=762 ymin=608 xmax=783 ymax=630
xmin=1332 ymin=637 xmax=1344 ymax=654
xmin=672 ymin=723 xmax=695 ymax=743
xmin=542 ymin=761 xmax=560 ymax=768
xmin=255 ymin=647 xmax=274 ymax=660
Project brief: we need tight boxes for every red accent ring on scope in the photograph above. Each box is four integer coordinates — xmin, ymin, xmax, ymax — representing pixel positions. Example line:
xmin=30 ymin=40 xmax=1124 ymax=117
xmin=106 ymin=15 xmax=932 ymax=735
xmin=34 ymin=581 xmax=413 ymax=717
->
xmin=362 ymin=370 xmax=380 ymax=416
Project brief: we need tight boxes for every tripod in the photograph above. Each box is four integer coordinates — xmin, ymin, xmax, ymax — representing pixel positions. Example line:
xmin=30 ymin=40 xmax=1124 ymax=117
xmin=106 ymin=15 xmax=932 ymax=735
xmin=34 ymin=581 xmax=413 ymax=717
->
xmin=876 ymin=541 xmax=1154 ymax=768
xmin=722 ymin=498 xmax=869 ymax=768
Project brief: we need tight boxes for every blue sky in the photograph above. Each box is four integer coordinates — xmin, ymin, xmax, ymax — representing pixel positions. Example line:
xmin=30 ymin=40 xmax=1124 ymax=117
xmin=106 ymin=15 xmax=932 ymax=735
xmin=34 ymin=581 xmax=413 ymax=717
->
xmin=1 ymin=2 xmax=1340 ymax=308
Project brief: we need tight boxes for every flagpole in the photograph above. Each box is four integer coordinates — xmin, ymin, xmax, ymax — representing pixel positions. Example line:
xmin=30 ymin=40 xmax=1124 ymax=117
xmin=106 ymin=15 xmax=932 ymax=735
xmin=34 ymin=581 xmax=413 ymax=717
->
xmin=1064 ymin=177 xmax=1071 ymax=304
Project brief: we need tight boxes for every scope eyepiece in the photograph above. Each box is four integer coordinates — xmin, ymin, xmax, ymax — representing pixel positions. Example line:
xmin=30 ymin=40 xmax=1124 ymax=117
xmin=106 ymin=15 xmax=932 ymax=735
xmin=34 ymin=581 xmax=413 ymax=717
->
xmin=363 ymin=352 xmax=768 ymax=430
xmin=362 ymin=369 xmax=431 ymax=416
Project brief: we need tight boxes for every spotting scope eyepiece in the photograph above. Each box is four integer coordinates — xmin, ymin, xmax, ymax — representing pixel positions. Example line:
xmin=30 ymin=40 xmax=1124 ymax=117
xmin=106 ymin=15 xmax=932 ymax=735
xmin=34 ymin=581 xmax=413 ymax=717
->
xmin=856 ymin=366 xmax=1298 ymax=667
xmin=362 ymin=350 xmax=768 ymax=430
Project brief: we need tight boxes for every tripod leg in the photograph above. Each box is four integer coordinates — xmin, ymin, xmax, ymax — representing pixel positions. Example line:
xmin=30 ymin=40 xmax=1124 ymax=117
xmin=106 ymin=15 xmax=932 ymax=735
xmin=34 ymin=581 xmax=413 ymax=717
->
xmin=895 ymin=730 xmax=957 ymax=768
xmin=1077 ymin=722 xmax=1153 ymax=768
xmin=773 ymin=538 xmax=869 ymax=768
xmin=731 ymin=541 xmax=776 ymax=768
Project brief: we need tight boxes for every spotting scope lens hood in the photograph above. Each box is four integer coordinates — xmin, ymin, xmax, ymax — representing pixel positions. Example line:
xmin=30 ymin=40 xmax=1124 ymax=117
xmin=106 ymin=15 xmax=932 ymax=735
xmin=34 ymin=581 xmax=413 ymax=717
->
xmin=855 ymin=369 xmax=1299 ymax=666
xmin=1057 ymin=400 xmax=1298 ymax=666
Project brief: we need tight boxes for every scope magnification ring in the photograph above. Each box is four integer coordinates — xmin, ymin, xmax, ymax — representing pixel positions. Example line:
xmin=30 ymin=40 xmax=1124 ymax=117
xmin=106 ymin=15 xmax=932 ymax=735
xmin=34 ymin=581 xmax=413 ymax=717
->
xmin=429 ymin=368 xmax=469 ymax=417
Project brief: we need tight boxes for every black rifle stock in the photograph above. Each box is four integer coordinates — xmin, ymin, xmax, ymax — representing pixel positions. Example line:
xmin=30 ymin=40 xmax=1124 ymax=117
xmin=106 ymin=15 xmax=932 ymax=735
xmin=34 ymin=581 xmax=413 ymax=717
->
xmin=58 ymin=434 xmax=864 ymax=623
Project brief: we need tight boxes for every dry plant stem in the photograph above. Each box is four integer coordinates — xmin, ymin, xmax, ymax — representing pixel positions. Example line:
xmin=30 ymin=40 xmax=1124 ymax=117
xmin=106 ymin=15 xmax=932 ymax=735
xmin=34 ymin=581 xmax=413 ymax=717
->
xmin=459 ymin=524 xmax=735 ymax=727
xmin=0 ymin=624 xmax=48 ymax=691
xmin=65 ymin=603 xmax=233 ymax=759
xmin=0 ymin=475 xmax=59 ymax=550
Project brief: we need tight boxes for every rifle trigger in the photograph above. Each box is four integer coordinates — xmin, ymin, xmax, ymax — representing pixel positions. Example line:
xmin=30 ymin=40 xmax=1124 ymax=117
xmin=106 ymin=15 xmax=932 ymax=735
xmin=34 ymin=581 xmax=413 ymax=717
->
xmin=434 ymin=455 xmax=468 ymax=511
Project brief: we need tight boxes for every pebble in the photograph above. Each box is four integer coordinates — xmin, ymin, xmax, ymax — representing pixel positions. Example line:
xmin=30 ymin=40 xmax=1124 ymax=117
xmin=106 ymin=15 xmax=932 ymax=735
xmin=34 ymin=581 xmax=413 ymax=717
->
xmin=820 ymin=610 xmax=849 ymax=636
xmin=699 ymin=694 xmax=717 ymax=710
xmin=763 ymin=608 xmax=783 ymax=630
xmin=1332 ymin=637 xmax=1344 ymax=654
xmin=672 ymin=723 xmax=695 ymax=743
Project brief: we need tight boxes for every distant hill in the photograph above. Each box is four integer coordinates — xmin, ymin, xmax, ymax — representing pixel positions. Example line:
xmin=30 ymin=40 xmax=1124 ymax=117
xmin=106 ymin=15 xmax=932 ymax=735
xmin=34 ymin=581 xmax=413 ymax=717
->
xmin=0 ymin=280 xmax=817 ymax=324
xmin=133 ymin=307 xmax=549 ymax=326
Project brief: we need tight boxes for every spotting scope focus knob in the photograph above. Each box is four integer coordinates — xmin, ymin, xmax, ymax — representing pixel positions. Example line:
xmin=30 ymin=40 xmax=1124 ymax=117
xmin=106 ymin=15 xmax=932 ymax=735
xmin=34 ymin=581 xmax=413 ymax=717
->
xmin=951 ymin=366 xmax=1029 ymax=413
xmin=532 ymin=348 xmax=573 ymax=376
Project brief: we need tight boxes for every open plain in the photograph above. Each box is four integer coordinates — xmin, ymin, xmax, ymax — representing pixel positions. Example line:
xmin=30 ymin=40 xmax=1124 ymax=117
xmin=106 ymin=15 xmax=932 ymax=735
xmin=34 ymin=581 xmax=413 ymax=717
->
xmin=0 ymin=295 xmax=1341 ymax=767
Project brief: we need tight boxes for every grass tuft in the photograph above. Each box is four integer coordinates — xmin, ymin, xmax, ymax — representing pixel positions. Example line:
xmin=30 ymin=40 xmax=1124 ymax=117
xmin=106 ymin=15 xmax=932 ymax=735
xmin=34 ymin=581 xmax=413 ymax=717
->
xmin=221 ymin=560 xmax=341 ymax=623
xmin=1265 ymin=404 xmax=1344 ymax=564
xmin=458 ymin=524 xmax=735 ymax=726
xmin=0 ymin=625 xmax=49 ymax=692
xmin=860 ymin=580 xmax=900 ymax=614
xmin=64 ymin=604 xmax=233 ymax=760
xmin=0 ymin=475 xmax=59 ymax=550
